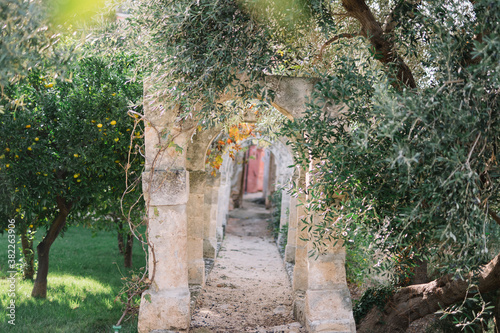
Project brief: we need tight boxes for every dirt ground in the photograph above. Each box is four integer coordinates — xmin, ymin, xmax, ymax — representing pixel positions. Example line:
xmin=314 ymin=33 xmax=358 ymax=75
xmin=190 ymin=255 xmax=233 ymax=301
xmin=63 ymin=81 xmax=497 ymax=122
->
xmin=190 ymin=194 xmax=305 ymax=333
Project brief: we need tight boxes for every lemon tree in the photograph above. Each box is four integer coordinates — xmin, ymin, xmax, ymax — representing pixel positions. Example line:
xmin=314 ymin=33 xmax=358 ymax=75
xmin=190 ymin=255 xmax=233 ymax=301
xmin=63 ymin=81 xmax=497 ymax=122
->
xmin=0 ymin=54 xmax=144 ymax=297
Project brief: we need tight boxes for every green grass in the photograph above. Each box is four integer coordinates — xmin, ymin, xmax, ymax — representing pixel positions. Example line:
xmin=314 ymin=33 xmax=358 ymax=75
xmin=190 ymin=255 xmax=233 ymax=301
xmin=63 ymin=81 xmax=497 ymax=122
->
xmin=0 ymin=225 xmax=146 ymax=332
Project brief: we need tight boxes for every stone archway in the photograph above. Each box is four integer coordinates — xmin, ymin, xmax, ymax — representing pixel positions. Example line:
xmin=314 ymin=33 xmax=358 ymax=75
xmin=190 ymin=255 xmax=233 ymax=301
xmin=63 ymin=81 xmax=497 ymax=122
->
xmin=137 ymin=76 xmax=355 ymax=333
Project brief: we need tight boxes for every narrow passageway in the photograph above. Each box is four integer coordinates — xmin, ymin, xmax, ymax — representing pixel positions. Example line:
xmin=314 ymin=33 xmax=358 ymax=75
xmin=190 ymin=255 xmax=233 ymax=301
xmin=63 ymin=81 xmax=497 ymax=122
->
xmin=190 ymin=193 xmax=305 ymax=333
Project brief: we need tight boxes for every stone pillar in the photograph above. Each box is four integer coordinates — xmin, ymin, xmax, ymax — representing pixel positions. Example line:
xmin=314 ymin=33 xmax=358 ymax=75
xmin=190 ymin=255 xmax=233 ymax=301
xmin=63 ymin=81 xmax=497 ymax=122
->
xmin=277 ymin=186 xmax=291 ymax=246
xmin=203 ymin=172 xmax=220 ymax=259
xmin=187 ymin=170 xmax=206 ymax=285
xmin=303 ymin=159 xmax=356 ymax=332
xmin=304 ymin=223 xmax=356 ymax=332
xmin=265 ymin=152 xmax=276 ymax=209
xmin=292 ymin=169 xmax=308 ymax=324
xmin=284 ymin=194 xmax=297 ymax=263
xmin=217 ymin=156 xmax=232 ymax=241
xmin=138 ymin=110 xmax=193 ymax=331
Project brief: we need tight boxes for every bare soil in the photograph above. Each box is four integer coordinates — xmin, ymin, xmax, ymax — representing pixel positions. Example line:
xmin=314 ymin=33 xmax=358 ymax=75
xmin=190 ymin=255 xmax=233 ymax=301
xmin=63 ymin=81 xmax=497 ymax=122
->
xmin=190 ymin=194 xmax=305 ymax=333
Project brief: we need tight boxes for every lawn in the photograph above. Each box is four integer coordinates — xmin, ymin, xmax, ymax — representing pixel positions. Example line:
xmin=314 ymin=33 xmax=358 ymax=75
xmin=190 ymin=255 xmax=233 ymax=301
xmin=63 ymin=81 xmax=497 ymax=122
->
xmin=0 ymin=225 xmax=146 ymax=332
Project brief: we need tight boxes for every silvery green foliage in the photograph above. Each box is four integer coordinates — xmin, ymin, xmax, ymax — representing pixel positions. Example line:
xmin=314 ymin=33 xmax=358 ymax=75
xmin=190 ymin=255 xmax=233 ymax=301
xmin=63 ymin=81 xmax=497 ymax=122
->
xmin=283 ymin=0 xmax=500 ymax=277
xmin=0 ymin=0 xmax=73 ymax=92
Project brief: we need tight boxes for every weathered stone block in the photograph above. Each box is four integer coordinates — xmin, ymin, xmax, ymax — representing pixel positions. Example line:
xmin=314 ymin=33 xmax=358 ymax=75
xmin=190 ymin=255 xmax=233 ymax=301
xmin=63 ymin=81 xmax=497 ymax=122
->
xmin=147 ymin=205 xmax=188 ymax=290
xmin=137 ymin=288 xmax=190 ymax=333
xmin=144 ymin=126 xmax=191 ymax=170
xmin=142 ymin=170 xmax=188 ymax=206
xmin=187 ymin=257 xmax=205 ymax=286
xmin=203 ymin=238 xmax=217 ymax=259
xmin=285 ymin=244 xmax=296 ymax=263
xmin=305 ymin=288 xmax=355 ymax=332
xmin=293 ymin=247 xmax=308 ymax=292
xmin=189 ymin=171 xmax=207 ymax=193
xmin=307 ymin=259 xmax=347 ymax=290
xmin=293 ymin=291 xmax=306 ymax=325
xmin=148 ymin=205 xmax=187 ymax=235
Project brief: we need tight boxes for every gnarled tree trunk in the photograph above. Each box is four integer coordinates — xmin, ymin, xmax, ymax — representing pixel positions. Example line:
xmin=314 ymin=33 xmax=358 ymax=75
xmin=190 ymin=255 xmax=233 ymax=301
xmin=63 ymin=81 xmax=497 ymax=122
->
xmin=340 ymin=0 xmax=417 ymax=89
xmin=358 ymin=253 xmax=500 ymax=332
xmin=21 ymin=232 xmax=35 ymax=280
xmin=31 ymin=196 xmax=72 ymax=298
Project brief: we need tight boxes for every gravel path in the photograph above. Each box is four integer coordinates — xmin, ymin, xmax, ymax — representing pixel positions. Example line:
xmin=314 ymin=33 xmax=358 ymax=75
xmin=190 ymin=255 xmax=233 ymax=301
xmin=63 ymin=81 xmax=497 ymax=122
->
xmin=190 ymin=196 xmax=305 ymax=333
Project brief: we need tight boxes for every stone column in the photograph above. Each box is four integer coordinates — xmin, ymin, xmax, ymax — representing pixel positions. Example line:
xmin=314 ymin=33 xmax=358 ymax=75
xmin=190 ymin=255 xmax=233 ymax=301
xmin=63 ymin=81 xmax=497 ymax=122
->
xmin=292 ymin=169 xmax=308 ymax=324
xmin=203 ymin=172 xmax=220 ymax=259
xmin=303 ymin=160 xmax=356 ymax=332
xmin=284 ymin=194 xmax=298 ymax=263
xmin=217 ymin=156 xmax=232 ymax=241
xmin=265 ymin=152 xmax=276 ymax=209
xmin=187 ymin=170 xmax=206 ymax=285
xmin=277 ymin=186 xmax=291 ymax=246
xmin=138 ymin=107 xmax=193 ymax=331
xmin=304 ymin=224 xmax=356 ymax=332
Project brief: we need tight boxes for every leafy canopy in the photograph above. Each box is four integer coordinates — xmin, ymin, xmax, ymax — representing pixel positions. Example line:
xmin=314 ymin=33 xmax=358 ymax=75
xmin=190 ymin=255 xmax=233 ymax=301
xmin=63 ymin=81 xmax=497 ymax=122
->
xmin=0 ymin=54 xmax=144 ymax=235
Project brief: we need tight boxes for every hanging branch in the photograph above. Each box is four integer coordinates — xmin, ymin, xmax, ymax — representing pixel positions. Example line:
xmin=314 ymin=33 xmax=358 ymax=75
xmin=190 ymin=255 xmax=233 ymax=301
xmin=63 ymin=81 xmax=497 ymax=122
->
xmin=317 ymin=33 xmax=360 ymax=61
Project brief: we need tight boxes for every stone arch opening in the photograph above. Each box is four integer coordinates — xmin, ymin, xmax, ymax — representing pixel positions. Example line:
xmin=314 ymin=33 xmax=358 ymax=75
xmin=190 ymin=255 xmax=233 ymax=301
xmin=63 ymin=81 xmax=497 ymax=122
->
xmin=138 ymin=77 xmax=356 ymax=333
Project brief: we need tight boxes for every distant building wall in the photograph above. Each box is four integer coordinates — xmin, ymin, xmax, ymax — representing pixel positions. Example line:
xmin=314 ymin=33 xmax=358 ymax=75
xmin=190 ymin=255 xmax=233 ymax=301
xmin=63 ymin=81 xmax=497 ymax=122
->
xmin=245 ymin=146 xmax=265 ymax=193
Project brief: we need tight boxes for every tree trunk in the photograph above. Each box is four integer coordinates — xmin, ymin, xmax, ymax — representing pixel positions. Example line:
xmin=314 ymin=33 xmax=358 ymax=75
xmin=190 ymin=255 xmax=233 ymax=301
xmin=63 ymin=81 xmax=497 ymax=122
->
xmin=411 ymin=258 xmax=428 ymax=285
xmin=124 ymin=233 xmax=133 ymax=268
xmin=21 ymin=232 xmax=35 ymax=280
xmin=495 ymin=289 xmax=500 ymax=333
xmin=31 ymin=196 xmax=72 ymax=298
xmin=117 ymin=220 xmax=125 ymax=254
xmin=358 ymin=253 xmax=500 ymax=333
xmin=341 ymin=0 xmax=417 ymax=89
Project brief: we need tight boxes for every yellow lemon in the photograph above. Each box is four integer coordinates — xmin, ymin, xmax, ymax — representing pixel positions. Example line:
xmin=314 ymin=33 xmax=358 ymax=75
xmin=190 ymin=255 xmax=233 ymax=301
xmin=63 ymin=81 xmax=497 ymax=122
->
xmin=27 ymin=147 xmax=32 ymax=151
xmin=97 ymin=123 xmax=103 ymax=128
xmin=42 ymin=207 xmax=47 ymax=210
xmin=115 ymin=160 xmax=120 ymax=163
xmin=26 ymin=124 xmax=31 ymax=128
xmin=35 ymin=137 xmax=39 ymax=141
xmin=15 ymin=155 xmax=19 ymax=158
xmin=114 ymin=138 xmax=119 ymax=142
xmin=77 ymin=179 xmax=81 ymax=183
xmin=74 ymin=154 xmax=79 ymax=158
xmin=16 ymin=208 xmax=20 ymax=212
xmin=126 ymin=129 xmax=130 ymax=131
xmin=44 ymin=83 xmax=54 ymax=88
xmin=112 ymin=93 xmax=116 ymax=96
xmin=29 ymin=224 xmax=33 ymax=228
xmin=110 ymin=120 xmax=116 ymax=125
xmin=91 ymin=120 xmax=96 ymax=123
xmin=6 ymin=164 xmax=10 ymax=168
xmin=73 ymin=173 xmax=79 ymax=178
xmin=44 ymin=173 xmax=48 ymax=176
xmin=5 ymin=148 xmax=10 ymax=152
